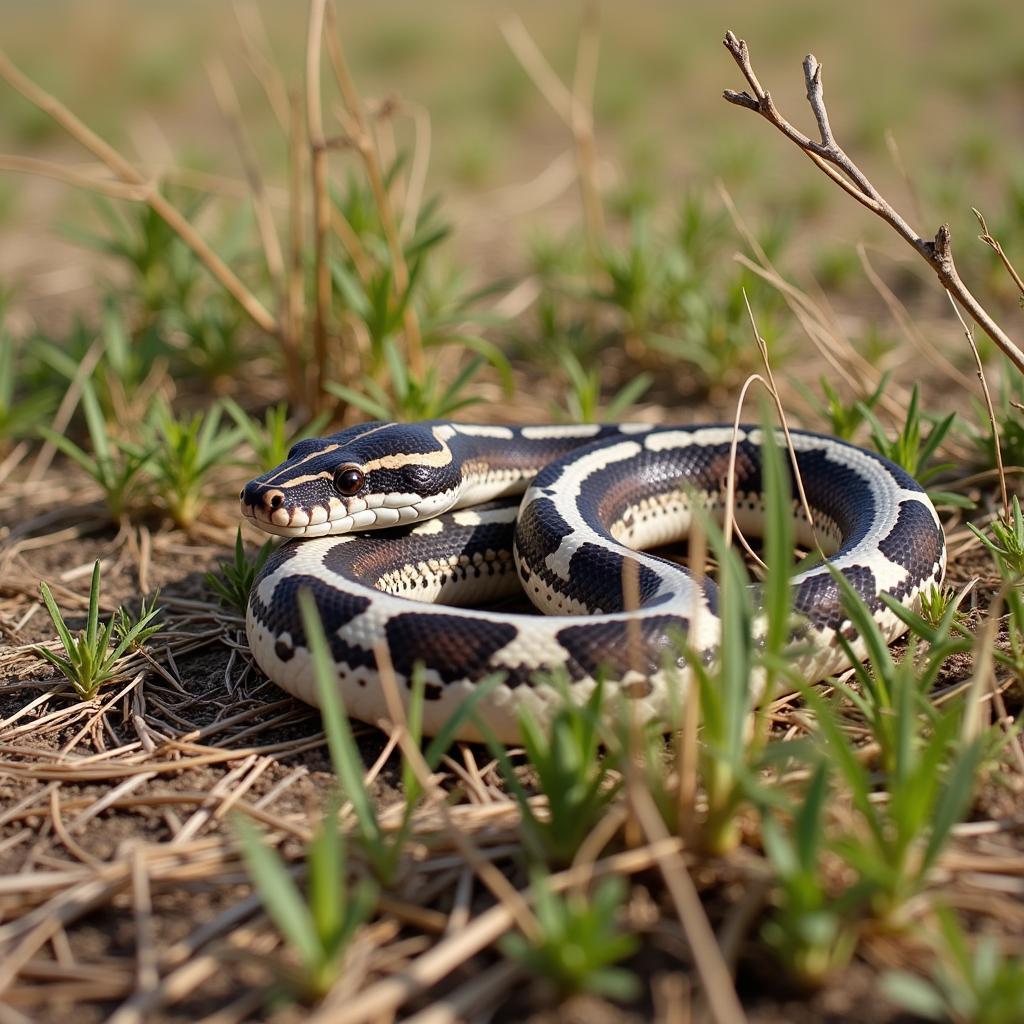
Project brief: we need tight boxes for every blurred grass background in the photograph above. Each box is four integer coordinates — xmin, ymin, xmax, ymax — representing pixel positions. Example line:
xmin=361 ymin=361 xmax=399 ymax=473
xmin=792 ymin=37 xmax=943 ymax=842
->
xmin=3 ymin=0 xmax=1023 ymax=330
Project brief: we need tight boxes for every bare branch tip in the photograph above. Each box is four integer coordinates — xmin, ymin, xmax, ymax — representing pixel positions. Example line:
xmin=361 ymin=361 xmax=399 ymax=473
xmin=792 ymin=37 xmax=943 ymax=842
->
xmin=722 ymin=89 xmax=759 ymax=111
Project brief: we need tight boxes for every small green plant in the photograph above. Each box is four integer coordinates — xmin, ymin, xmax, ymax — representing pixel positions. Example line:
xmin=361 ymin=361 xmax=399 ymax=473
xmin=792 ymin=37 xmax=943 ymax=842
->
xmin=145 ymin=399 xmax=242 ymax=528
xmin=827 ymin=567 xmax=968 ymax=777
xmin=39 ymin=375 xmax=152 ymax=523
xmin=970 ymin=371 xmax=1024 ymax=470
xmin=810 ymin=373 xmax=890 ymax=441
xmin=326 ymin=339 xmax=506 ymax=422
xmin=223 ymin=399 xmax=330 ymax=473
xmin=593 ymin=209 xmax=692 ymax=347
xmin=237 ymin=801 xmax=377 ymax=1001
xmin=859 ymin=384 xmax=970 ymax=508
xmin=882 ymin=906 xmax=1024 ymax=1024
xmin=0 ymin=319 xmax=56 ymax=450
xmin=112 ymin=592 xmax=164 ymax=651
xmin=165 ymin=295 xmax=252 ymax=387
xmin=36 ymin=561 xmax=163 ymax=700
xmin=65 ymin=192 xmax=206 ymax=318
xmin=556 ymin=349 xmax=652 ymax=423
xmin=799 ymin=678 xmax=984 ymax=925
xmin=969 ymin=494 xmax=1024 ymax=581
xmin=326 ymin=166 xmax=512 ymax=419
xmin=205 ymin=528 xmax=275 ymax=615
xmin=917 ymin=583 xmax=966 ymax=630
xmin=482 ymin=678 xmax=619 ymax=866
xmin=500 ymin=873 xmax=639 ymax=1001
xmin=759 ymin=763 xmax=859 ymax=988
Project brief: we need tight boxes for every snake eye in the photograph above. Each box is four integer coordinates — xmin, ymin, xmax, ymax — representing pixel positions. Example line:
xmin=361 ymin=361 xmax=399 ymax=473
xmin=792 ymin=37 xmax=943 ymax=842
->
xmin=333 ymin=465 xmax=365 ymax=496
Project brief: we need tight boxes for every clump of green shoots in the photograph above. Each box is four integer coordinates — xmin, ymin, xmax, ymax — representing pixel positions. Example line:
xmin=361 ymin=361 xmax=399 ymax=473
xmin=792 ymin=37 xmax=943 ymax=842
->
xmin=860 ymin=384 xmax=970 ymax=508
xmin=501 ymin=873 xmax=639 ymax=1001
xmin=686 ymin=416 xmax=795 ymax=853
xmin=556 ymin=349 xmax=652 ymax=423
xmin=969 ymin=494 xmax=1024 ymax=580
xmin=483 ymin=678 xmax=620 ymax=867
xmin=327 ymin=339 xmax=507 ymax=421
xmin=39 ymin=376 xmax=152 ymax=523
xmin=222 ymin=399 xmax=329 ymax=473
xmin=969 ymin=370 xmax=1024 ymax=471
xmin=827 ymin=567 xmax=969 ymax=777
xmin=145 ymin=399 xmax=242 ymax=528
xmin=812 ymin=372 xmax=889 ymax=441
xmin=205 ymin=528 xmax=275 ymax=615
xmin=0 ymin=316 xmax=55 ymax=451
xmin=295 ymin=590 xmax=498 ymax=886
xmin=799 ymin=672 xmax=983 ymax=926
xmin=238 ymin=589 xmax=512 ymax=997
xmin=236 ymin=800 xmax=377 ymax=1002
xmin=36 ymin=561 xmax=163 ymax=700
xmin=326 ymin=167 xmax=513 ymax=421
xmin=759 ymin=763 xmax=859 ymax=988
xmin=883 ymin=906 xmax=1024 ymax=1024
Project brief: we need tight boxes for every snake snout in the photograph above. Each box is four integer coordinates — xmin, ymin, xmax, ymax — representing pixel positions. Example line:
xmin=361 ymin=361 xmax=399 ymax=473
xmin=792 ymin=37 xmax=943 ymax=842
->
xmin=241 ymin=482 xmax=287 ymax=519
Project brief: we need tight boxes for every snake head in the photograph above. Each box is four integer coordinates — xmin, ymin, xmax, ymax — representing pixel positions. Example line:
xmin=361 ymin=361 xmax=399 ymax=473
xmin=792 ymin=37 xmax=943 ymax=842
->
xmin=240 ymin=421 xmax=464 ymax=537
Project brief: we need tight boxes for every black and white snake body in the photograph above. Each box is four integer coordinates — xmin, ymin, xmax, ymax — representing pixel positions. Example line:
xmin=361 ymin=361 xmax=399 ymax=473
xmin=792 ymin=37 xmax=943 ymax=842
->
xmin=241 ymin=421 xmax=945 ymax=741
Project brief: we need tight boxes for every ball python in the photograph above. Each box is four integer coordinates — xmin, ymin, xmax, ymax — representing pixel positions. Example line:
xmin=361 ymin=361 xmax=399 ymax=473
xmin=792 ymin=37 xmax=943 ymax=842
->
xmin=240 ymin=421 xmax=945 ymax=742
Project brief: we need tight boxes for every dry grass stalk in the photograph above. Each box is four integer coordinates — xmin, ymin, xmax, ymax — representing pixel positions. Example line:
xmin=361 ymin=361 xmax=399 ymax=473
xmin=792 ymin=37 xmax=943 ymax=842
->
xmin=723 ymin=30 xmax=1024 ymax=376
xmin=499 ymin=5 xmax=607 ymax=257
xmin=945 ymin=292 xmax=1010 ymax=520
xmin=857 ymin=243 xmax=975 ymax=392
xmin=306 ymin=0 xmax=334 ymax=413
xmin=974 ymin=208 xmax=1024 ymax=302
xmin=0 ymin=49 xmax=277 ymax=337
xmin=232 ymin=0 xmax=291 ymax=131
xmin=627 ymin=780 xmax=748 ymax=1024
xmin=323 ymin=2 xmax=425 ymax=380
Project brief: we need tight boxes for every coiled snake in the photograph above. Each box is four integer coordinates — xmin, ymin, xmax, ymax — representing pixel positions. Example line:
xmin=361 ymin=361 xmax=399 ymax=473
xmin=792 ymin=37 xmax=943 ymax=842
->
xmin=241 ymin=421 xmax=945 ymax=741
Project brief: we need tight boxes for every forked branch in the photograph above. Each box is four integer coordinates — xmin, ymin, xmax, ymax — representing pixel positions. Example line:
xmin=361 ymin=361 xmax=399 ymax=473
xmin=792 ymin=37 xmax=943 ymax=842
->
xmin=722 ymin=30 xmax=1024 ymax=377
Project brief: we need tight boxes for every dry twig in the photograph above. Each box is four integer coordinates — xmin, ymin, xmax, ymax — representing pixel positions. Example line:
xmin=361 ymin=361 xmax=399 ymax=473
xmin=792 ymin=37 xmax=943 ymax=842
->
xmin=974 ymin=208 xmax=1024 ymax=302
xmin=722 ymin=31 xmax=1024 ymax=377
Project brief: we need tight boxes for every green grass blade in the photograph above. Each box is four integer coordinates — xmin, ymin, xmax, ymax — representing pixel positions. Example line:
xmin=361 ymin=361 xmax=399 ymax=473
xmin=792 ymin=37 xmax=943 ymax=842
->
xmin=236 ymin=817 xmax=322 ymax=970
xmin=297 ymin=589 xmax=382 ymax=848
xmin=38 ymin=581 xmax=79 ymax=654
xmin=85 ymin=561 xmax=102 ymax=650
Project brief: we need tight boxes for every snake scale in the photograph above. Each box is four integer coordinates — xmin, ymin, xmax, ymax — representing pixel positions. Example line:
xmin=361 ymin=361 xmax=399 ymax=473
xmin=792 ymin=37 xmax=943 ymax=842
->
xmin=240 ymin=421 xmax=945 ymax=741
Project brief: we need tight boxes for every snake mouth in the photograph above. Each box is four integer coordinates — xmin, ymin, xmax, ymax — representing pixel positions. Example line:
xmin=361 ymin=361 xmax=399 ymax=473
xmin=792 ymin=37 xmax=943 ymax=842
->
xmin=240 ymin=489 xmax=459 ymax=537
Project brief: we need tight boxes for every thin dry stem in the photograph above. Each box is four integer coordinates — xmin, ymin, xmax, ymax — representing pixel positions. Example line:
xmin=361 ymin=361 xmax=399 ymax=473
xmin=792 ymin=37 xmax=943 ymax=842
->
xmin=628 ymin=781 xmax=748 ymax=1024
xmin=323 ymin=2 xmax=424 ymax=379
xmin=286 ymin=88 xmax=307 ymax=409
xmin=232 ymin=1 xmax=291 ymax=131
xmin=399 ymin=101 xmax=432 ymax=244
xmin=0 ymin=48 xmax=277 ymax=336
xmin=722 ymin=30 xmax=1024 ymax=377
xmin=206 ymin=58 xmax=285 ymax=289
xmin=741 ymin=289 xmax=822 ymax=554
xmin=974 ymin=208 xmax=1024 ymax=302
xmin=499 ymin=8 xmax=606 ymax=255
xmin=0 ymin=156 xmax=149 ymax=200
xmin=945 ymin=291 xmax=1009 ymax=520
xmin=306 ymin=0 xmax=333 ymax=413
